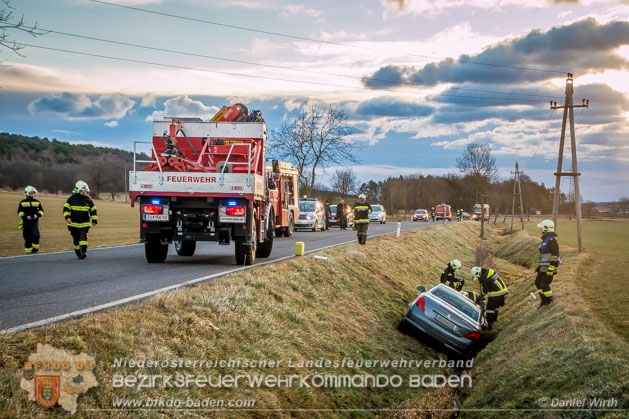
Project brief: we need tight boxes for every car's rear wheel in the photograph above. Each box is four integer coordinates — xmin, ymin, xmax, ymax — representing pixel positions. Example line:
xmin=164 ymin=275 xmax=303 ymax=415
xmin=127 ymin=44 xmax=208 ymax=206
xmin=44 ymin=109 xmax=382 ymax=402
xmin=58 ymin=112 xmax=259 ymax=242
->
xmin=397 ymin=318 xmax=412 ymax=335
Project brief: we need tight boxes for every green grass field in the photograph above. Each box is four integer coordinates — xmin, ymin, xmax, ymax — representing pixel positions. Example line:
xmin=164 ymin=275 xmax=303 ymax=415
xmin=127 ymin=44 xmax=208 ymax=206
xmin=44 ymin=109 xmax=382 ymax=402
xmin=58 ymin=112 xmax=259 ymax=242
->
xmin=0 ymin=191 xmax=139 ymax=257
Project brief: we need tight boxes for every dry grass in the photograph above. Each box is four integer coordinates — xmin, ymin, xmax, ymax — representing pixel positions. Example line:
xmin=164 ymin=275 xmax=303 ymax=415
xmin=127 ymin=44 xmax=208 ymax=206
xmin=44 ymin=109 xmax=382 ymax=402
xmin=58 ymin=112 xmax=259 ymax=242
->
xmin=0 ymin=223 xmax=492 ymax=417
xmin=0 ymin=191 xmax=139 ymax=257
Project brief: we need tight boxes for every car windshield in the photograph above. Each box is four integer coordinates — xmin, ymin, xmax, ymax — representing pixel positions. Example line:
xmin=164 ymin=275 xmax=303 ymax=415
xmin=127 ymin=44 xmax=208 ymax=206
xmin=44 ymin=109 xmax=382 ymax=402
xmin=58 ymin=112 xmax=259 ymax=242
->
xmin=330 ymin=205 xmax=337 ymax=214
xmin=431 ymin=287 xmax=480 ymax=321
xmin=372 ymin=205 xmax=383 ymax=212
xmin=299 ymin=202 xmax=316 ymax=212
xmin=416 ymin=210 xmax=426 ymax=214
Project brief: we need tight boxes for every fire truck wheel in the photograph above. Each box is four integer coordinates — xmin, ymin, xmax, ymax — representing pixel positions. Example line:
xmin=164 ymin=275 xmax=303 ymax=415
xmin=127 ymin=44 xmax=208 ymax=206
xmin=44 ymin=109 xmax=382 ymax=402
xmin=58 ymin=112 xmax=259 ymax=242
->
xmin=174 ymin=240 xmax=196 ymax=256
xmin=257 ymin=209 xmax=274 ymax=258
xmin=145 ymin=239 xmax=168 ymax=263
xmin=235 ymin=214 xmax=257 ymax=265
xmin=287 ymin=214 xmax=294 ymax=237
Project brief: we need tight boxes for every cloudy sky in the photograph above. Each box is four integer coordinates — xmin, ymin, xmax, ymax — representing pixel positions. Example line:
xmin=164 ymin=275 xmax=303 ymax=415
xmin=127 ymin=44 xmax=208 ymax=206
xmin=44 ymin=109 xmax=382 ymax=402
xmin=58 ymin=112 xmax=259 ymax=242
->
xmin=1 ymin=0 xmax=628 ymax=201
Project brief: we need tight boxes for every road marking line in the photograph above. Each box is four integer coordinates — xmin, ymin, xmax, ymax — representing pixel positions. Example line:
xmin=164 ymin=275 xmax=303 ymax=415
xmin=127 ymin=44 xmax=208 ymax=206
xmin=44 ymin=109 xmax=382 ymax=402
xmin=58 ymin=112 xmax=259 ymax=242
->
xmin=0 ymin=224 xmax=429 ymax=334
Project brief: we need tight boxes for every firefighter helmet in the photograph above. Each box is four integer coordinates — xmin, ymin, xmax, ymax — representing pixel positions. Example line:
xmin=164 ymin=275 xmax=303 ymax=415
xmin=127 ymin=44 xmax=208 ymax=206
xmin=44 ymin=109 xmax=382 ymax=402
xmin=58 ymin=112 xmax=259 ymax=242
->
xmin=471 ymin=266 xmax=482 ymax=279
xmin=75 ymin=180 xmax=90 ymax=193
xmin=537 ymin=219 xmax=555 ymax=233
xmin=24 ymin=186 xmax=37 ymax=197
xmin=449 ymin=259 xmax=461 ymax=270
xmin=358 ymin=193 xmax=366 ymax=199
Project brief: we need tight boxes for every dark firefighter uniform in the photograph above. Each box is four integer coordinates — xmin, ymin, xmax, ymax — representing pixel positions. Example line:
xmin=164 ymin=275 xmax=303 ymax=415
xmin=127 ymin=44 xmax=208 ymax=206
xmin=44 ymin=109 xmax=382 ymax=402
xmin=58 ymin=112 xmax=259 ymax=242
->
xmin=64 ymin=193 xmax=98 ymax=258
xmin=477 ymin=268 xmax=509 ymax=326
xmin=461 ymin=290 xmax=483 ymax=304
xmin=17 ymin=197 xmax=44 ymax=253
xmin=456 ymin=209 xmax=462 ymax=221
xmin=440 ymin=264 xmax=465 ymax=291
xmin=536 ymin=232 xmax=560 ymax=305
xmin=352 ymin=201 xmax=372 ymax=245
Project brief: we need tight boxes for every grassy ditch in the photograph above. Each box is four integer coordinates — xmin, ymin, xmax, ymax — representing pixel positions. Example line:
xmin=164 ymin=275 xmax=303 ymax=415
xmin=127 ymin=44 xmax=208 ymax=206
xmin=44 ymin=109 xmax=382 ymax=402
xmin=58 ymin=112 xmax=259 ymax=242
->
xmin=2 ymin=222 xmax=492 ymax=417
xmin=464 ymin=224 xmax=629 ymax=415
xmin=0 ymin=191 xmax=139 ymax=257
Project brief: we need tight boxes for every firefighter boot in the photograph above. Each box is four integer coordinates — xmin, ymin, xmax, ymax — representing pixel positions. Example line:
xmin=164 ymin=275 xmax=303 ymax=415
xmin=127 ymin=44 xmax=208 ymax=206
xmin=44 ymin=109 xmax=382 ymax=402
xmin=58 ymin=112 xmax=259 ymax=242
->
xmin=539 ymin=295 xmax=549 ymax=307
xmin=75 ymin=248 xmax=81 ymax=258
xmin=79 ymin=245 xmax=87 ymax=259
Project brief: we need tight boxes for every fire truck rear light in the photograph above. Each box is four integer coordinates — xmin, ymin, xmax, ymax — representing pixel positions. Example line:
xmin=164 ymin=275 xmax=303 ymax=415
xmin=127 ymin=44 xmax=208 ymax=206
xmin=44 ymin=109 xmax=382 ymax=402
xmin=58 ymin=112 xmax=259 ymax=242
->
xmin=142 ymin=204 xmax=163 ymax=214
xmin=226 ymin=206 xmax=245 ymax=216
xmin=142 ymin=223 xmax=147 ymax=228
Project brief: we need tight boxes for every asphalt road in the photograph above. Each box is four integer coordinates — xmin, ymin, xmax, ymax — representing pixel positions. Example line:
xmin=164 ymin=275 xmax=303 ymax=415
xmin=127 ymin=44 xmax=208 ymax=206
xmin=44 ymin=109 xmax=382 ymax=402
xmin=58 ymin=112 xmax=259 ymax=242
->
xmin=0 ymin=220 xmax=441 ymax=333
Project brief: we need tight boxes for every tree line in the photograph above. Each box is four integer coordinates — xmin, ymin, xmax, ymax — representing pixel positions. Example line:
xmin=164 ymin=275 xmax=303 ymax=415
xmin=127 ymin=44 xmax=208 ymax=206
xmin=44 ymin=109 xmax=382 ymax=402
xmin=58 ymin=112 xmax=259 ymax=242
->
xmin=0 ymin=133 xmax=138 ymax=199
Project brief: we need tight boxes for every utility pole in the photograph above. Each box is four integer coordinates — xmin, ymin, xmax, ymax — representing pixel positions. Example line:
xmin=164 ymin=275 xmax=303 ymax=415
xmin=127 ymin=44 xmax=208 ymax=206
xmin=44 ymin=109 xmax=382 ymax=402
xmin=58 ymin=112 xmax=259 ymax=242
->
xmin=551 ymin=73 xmax=589 ymax=252
xmin=480 ymin=194 xmax=487 ymax=239
xmin=510 ymin=161 xmax=525 ymax=232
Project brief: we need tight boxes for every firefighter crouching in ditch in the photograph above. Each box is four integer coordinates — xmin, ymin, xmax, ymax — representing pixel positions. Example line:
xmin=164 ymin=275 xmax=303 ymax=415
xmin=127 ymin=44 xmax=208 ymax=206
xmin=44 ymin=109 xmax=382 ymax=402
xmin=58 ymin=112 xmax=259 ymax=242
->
xmin=64 ymin=181 xmax=98 ymax=259
xmin=352 ymin=194 xmax=372 ymax=245
xmin=471 ymin=266 xmax=509 ymax=329
xmin=535 ymin=220 xmax=560 ymax=307
xmin=17 ymin=186 xmax=44 ymax=254
xmin=440 ymin=259 xmax=465 ymax=291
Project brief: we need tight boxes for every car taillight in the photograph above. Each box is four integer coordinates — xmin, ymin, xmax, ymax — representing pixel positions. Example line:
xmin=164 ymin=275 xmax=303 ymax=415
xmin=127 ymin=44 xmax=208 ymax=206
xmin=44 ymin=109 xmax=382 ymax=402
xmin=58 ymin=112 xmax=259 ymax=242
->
xmin=226 ymin=206 xmax=245 ymax=216
xmin=142 ymin=204 xmax=163 ymax=214
xmin=415 ymin=296 xmax=425 ymax=312
xmin=464 ymin=331 xmax=480 ymax=341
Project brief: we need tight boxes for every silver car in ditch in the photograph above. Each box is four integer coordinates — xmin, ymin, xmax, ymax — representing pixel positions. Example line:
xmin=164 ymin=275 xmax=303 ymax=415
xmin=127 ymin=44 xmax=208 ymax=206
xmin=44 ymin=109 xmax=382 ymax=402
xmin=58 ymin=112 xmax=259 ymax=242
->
xmin=398 ymin=284 xmax=483 ymax=357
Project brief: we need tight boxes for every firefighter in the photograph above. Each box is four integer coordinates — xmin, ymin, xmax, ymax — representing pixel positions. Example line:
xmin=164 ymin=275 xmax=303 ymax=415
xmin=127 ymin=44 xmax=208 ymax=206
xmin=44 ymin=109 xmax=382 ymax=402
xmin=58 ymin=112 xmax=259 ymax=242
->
xmin=17 ymin=186 xmax=44 ymax=254
xmin=471 ymin=266 xmax=509 ymax=329
xmin=430 ymin=207 xmax=435 ymax=221
xmin=440 ymin=259 xmax=465 ymax=291
xmin=337 ymin=198 xmax=347 ymax=230
xmin=352 ymin=194 xmax=372 ymax=245
xmin=64 ymin=181 xmax=98 ymax=259
xmin=535 ymin=220 xmax=559 ymax=306
xmin=456 ymin=208 xmax=462 ymax=222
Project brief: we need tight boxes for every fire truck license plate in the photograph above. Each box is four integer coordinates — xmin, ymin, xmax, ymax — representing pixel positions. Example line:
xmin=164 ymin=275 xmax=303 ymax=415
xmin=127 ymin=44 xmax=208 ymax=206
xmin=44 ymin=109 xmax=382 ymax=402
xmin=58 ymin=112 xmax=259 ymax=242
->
xmin=143 ymin=214 xmax=169 ymax=221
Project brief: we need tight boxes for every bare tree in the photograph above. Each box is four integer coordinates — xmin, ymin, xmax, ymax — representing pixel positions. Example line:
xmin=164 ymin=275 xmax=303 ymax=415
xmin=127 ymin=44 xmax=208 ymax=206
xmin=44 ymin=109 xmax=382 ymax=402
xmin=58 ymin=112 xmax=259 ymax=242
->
xmin=456 ymin=143 xmax=497 ymax=197
xmin=1 ymin=0 xmax=45 ymax=58
xmin=330 ymin=167 xmax=357 ymax=197
xmin=618 ymin=196 xmax=629 ymax=219
xmin=270 ymin=103 xmax=360 ymax=196
xmin=582 ymin=201 xmax=597 ymax=218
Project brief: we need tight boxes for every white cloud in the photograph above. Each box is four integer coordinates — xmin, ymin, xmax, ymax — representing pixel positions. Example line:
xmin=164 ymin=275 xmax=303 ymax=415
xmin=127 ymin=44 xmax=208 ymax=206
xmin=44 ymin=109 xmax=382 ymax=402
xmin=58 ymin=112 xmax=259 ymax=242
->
xmin=146 ymin=96 xmax=220 ymax=121
xmin=380 ymin=0 xmax=574 ymax=18
xmin=105 ymin=121 xmax=119 ymax=127
xmin=248 ymin=38 xmax=278 ymax=56
xmin=280 ymin=4 xmax=322 ymax=18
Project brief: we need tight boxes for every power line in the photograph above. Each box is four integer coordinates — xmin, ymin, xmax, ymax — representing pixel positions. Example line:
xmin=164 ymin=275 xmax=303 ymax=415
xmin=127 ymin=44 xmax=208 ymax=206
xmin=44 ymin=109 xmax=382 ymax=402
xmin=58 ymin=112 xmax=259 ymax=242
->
xmin=86 ymin=0 xmax=568 ymax=75
xmin=16 ymin=41 xmax=555 ymax=103
xmin=29 ymin=25 xmax=567 ymax=100
xmin=524 ymin=109 xmax=559 ymax=170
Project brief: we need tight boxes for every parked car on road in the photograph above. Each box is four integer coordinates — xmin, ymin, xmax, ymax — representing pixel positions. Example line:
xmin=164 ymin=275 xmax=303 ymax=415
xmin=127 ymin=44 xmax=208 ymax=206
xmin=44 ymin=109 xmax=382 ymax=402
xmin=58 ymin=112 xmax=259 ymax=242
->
xmin=296 ymin=198 xmax=326 ymax=231
xmin=461 ymin=211 xmax=470 ymax=220
xmin=398 ymin=284 xmax=483 ymax=357
xmin=368 ymin=204 xmax=387 ymax=224
xmin=328 ymin=204 xmax=354 ymax=228
xmin=413 ymin=209 xmax=429 ymax=222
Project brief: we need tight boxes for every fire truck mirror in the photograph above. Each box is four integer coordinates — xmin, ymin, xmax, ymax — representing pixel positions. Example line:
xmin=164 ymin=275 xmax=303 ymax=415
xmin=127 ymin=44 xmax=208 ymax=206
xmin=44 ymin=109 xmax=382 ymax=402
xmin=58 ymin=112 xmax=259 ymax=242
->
xmin=267 ymin=172 xmax=277 ymax=190
xmin=272 ymin=159 xmax=280 ymax=174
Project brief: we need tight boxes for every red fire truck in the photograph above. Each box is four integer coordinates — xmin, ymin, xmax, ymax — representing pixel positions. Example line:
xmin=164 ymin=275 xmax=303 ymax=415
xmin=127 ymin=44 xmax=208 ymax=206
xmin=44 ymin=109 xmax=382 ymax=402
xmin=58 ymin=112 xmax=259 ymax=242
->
xmin=435 ymin=203 xmax=452 ymax=221
xmin=268 ymin=160 xmax=299 ymax=237
xmin=129 ymin=104 xmax=294 ymax=265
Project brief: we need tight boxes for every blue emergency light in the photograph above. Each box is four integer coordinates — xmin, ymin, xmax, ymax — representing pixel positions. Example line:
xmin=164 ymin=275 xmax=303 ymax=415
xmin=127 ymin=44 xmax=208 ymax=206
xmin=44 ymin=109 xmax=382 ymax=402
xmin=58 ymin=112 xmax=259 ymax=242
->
xmin=151 ymin=199 xmax=161 ymax=205
xmin=227 ymin=200 xmax=238 ymax=207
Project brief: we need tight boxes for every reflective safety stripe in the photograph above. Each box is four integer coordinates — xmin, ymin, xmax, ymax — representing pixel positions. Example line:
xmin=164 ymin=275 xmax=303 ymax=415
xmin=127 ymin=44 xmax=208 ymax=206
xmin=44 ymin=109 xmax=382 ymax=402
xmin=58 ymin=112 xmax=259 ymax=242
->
xmin=32 ymin=244 xmax=40 ymax=248
xmin=538 ymin=289 xmax=543 ymax=293
xmin=38 ymin=210 xmax=44 ymax=216
xmin=79 ymin=241 xmax=88 ymax=245
xmin=74 ymin=245 xmax=80 ymax=249
xmin=18 ymin=211 xmax=24 ymax=217
xmin=63 ymin=212 xmax=71 ymax=217
xmin=25 ymin=247 xmax=33 ymax=251
xmin=543 ymin=290 xmax=553 ymax=296
xmin=91 ymin=215 xmax=98 ymax=220
xmin=64 ymin=203 xmax=71 ymax=208
xmin=354 ymin=205 xmax=370 ymax=209
xmin=70 ymin=206 xmax=91 ymax=211
xmin=355 ymin=219 xmax=369 ymax=223
xmin=69 ymin=222 xmax=91 ymax=228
